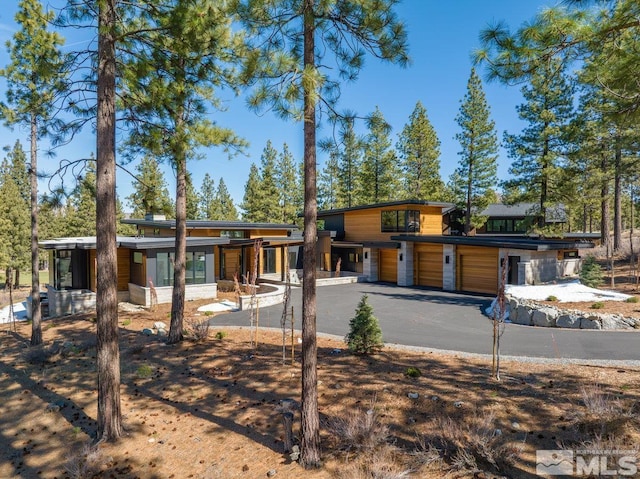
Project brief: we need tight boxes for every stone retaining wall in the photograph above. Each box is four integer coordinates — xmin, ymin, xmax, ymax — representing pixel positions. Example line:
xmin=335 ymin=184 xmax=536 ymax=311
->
xmin=507 ymin=295 xmax=640 ymax=330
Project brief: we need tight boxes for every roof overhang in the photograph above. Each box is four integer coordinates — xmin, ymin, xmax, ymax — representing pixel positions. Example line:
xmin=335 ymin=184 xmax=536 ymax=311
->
xmin=362 ymin=241 xmax=401 ymax=249
xmin=40 ymin=236 xmax=231 ymax=250
xmin=122 ymin=218 xmax=298 ymax=231
xmin=391 ymin=235 xmax=594 ymax=251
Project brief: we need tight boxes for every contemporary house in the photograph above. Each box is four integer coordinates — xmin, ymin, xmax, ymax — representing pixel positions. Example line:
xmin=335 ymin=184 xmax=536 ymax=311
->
xmin=317 ymin=200 xmax=592 ymax=295
xmin=40 ymin=217 xmax=301 ymax=316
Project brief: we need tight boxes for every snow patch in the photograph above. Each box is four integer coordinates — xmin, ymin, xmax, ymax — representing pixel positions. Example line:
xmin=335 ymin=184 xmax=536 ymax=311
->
xmin=505 ymin=280 xmax=631 ymax=303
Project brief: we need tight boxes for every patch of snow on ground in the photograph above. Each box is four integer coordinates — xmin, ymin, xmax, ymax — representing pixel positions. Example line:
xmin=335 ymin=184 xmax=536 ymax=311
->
xmin=506 ymin=280 xmax=631 ymax=303
xmin=0 ymin=301 xmax=27 ymax=324
xmin=197 ymin=299 xmax=238 ymax=313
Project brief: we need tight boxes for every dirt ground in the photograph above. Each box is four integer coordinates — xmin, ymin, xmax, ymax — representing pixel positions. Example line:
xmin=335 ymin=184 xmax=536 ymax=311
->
xmin=1 ymin=295 xmax=639 ymax=479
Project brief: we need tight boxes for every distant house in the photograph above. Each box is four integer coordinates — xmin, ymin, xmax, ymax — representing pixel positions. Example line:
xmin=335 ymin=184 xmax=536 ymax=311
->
xmin=39 ymin=216 xmax=301 ymax=316
xmin=317 ymin=200 xmax=593 ymax=295
xmin=475 ymin=203 xmax=567 ymax=235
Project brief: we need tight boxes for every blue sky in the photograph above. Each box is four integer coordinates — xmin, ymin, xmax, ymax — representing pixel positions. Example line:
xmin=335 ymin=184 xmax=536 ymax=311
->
xmin=0 ymin=1 xmax=560 ymax=211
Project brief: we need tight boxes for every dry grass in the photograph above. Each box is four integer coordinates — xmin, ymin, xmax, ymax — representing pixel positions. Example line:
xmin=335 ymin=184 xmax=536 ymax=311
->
xmin=64 ymin=442 xmax=109 ymax=479
xmin=1 ymin=300 xmax=639 ymax=478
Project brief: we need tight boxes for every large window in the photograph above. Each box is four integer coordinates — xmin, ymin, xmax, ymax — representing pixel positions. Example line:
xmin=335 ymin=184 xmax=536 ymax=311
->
xmin=381 ymin=210 xmax=420 ymax=233
xmin=156 ymin=251 xmax=207 ymax=287
xmin=220 ymin=230 xmax=245 ymax=239
xmin=53 ymin=250 xmax=73 ymax=289
xmin=485 ymin=219 xmax=528 ymax=233
xmin=263 ymin=248 xmax=276 ymax=274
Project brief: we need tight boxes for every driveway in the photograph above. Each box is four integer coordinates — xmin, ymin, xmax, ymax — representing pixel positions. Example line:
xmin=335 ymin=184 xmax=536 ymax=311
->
xmin=210 ymin=282 xmax=640 ymax=362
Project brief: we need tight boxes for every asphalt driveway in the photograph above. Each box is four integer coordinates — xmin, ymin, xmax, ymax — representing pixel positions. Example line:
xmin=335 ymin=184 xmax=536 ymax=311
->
xmin=210 ymin=282 xmax=640 ymax=362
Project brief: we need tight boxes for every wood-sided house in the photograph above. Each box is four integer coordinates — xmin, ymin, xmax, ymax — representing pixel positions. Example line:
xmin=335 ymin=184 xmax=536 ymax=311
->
xmin=40 ymin=217 xmax=301 ymax=316
xmin=317 ymin=200 xmax=593 ymax=295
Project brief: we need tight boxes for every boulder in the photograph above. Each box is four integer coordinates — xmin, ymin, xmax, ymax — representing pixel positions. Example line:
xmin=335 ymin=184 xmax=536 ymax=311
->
xmin=599 ymin=314 xmax=634 ymax=330
xmin=556 ymin=314 xmax=580 ymax=329
xmin=532 ymin=307 xmax=558 ymax=327
xmin=580 ymin=316 xmax=602 ymax=330
xmin=153 ymin=321 xmax=167 ymax=330
xmin=142 ymin=328 xmax=154 ymax=336
xmin=512 ymin=305 xmax=533 ymax=325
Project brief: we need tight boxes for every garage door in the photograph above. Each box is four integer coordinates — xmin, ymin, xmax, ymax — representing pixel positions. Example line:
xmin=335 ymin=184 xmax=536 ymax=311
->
xmin=457 ymin=246 xmax=498 ymax=294
xmin=414 ymin=244 xmax=443 ymax=288
xmin=379 ymin=249 xmax=397 ymax=283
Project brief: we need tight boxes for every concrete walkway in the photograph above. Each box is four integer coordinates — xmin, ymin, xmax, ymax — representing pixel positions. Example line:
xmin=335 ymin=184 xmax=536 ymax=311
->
xmin=208 ymin=282 xmax=640 ymax=363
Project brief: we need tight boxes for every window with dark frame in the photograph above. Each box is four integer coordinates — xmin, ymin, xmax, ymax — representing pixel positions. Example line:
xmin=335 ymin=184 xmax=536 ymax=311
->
xmin=380 ymin=210 xmax=420 ymax=233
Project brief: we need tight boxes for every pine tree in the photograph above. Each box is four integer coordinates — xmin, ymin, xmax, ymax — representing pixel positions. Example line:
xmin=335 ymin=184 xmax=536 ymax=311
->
xmin=580 ymin=255 xmax=603 ymax=288
xmin=277 ymin=143 xmax=299 ymax=223
xmin=259 ymin=141 xmax=281 ymax=221
xmin=318 ymin=150 xmax=341 ymax=210
xmin=199 ymin=173 xmax=217 ymax=219
xmin=122 ymin=0 xmax=246 ymax=345
xmin=216 ymin=178 xmax=238 ymax=221
xmin=321 ymin=119 xmax=363 ymax=207
xmin=397 ymin=101 xmax=443 ymax=200
xmin=127 ymin=156 xmax=174 ymax=218
xmin=185 ymin=171 xmax=199 ymax=220
xmin=66 ymin=161 xmax=97 ymax=237
xmin=451 ymin=68 xmax=499 ymax=234
xmin=0 ymin=0 xmax=68 ymax=345
xmin=0 ymin=149 xmax=30 ymax=288
xmin=241 ymin=163 xmax=264 ymax=222
xmin=358 ymin=107 xmax=400 ymax=204
xmin=345 ymin=295 xmax=383 ymax=355
xmin=502 ymin=60 xmax=574 ymax=229
xmin=237 ymin=0 xmax=407 ymax=466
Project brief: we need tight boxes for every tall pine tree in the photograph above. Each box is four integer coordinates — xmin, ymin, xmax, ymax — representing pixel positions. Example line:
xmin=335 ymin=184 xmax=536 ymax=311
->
xmin=199 ymin=173 xmax=218 ymax=219
xmin=397 ymin=101 xmax=443 ymax=200
xmin=358 ymin=107 xmax=399 ymax=204
xmin=277 ymin=143 xmax=299 ymax=223
xmin=502 ymin=60 xmax=574 ymax=230
xmin=0 ymin=0 xmax=68 ymax=345
xmin=241 ymin=163 xmax=264 ymax=221
xmin=216 ymin=178 xmax=238 ymax=221
xmin=127 ymin=156 xmax=174 ymax=218
xmin=450 ymin=68 xmax=498 ymax=234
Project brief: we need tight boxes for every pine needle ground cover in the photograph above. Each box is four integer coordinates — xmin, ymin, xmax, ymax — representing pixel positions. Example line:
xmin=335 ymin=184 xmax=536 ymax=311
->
xmin=0 ymin=298 xmax=638 ymax=478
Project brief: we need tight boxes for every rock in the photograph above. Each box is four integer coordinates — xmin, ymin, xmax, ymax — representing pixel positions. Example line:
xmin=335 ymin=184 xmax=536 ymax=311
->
xmin=45 ymin=403 xmax=61 ymax=413
xmin=532 ymin=307 xmax=558 ymax=327
xmin=267 ymin=469 xmax=277 ymax=477
xmin=494 ymin=428 xmax=502 ymax=436
xmin=580 ymin=317 xmax=602 ymax=330
xmin=154 ymin=321 xmax=167 ymax=330
xmin=600 ymin=314 xmax=633 ymax=330
xmin=330 ymin=348 xmax=342 ymax=355
xmin=148 ymin=437 xmax=155 ymax=443
xmin=453 ymin=401 xmax=464 ymax=408
xmin=407 ymin=392 xmax=419 ymax=399
xmin=556 ymin=314 xmax=580 ymax=329
xmin=289 ymin=444 xmax=300 ymax=461
xmin=430 ymin=395 xmax=440 ymax=402
xmin=511 ymin=421 xmax=520 ymax=430
xmin=512 ymin=306 xmax=533 ymax=325
xmin=157 ymin=328 xmax=167 ymax=337
xmin=142 ymin=328 xmax=154 ymax=336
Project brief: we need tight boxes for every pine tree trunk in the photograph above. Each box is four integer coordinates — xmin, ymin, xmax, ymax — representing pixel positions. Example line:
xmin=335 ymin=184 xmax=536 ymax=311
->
xmin=30 ymin=111 xmax=42 ymax=345
xmin=601 ymin=153 xmax=611 ymax=250
xmin=96 ymin=0 xmax=122 ymax=441
xmin=169 ymin=149 xmax=187 ymax=344
xmin=465 ymin=160 xmax=473 ymax=235
xmin=300 ymin=0 xmax=321 ymax=468
xmin=613 ymin=139 xmax=622 ymax=251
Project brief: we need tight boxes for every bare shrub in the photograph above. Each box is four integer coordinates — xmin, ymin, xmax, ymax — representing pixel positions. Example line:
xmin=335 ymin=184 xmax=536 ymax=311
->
xmin=573 ymin=384 xmax=636 ymax=435
xmin=336 ymin=444 xmax=412 ymax=479
xmin=423 ymin=410 xmax=522 ymax=474
xmin=64 ymin=443 xmax=107 ymax=479
xmin=23 ymin=342 xmax=62 ymax=364
xmin=326 ymin=398 xmax=389 ymax=452
xmin=185 ymin=317 xmax=210 ymax=342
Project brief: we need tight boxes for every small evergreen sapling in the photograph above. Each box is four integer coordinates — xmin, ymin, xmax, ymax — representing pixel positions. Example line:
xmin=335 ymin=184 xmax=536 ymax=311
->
xmin=580 ymin=255 xmax=603 ymax=288
xmin=345 ymin=295 xmax=383 ymax=355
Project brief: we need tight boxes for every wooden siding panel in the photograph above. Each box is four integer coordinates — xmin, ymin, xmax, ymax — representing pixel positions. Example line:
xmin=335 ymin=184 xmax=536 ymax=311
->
xmin=379 ymin=249 xmax=397 ymax=283
xmin=117 ymin=248 xmax=131 ymax=291
xmin=344 ymin=206 xmax=444 ymax=242
xmin=414 ymin=244 xmax=443 ymax=288
xmin=456 ymin=246 xmax=498 ymax=295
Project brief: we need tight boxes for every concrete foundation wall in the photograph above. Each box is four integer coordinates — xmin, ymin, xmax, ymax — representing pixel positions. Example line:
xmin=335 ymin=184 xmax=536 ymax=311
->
xmin=128 ymin=282 xmax=218 ymax=307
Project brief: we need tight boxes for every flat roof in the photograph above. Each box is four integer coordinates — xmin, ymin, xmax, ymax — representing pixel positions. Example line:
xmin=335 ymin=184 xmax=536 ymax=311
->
xmin=122 ymin=219 xmax=298 ymax=231
xmin=40 ymin=236 xmax=230 ymax=250
xmin=391 ymin=234 xmax=594 ymax=251
xmin=317 ymin=200 xmax=455 ymax=217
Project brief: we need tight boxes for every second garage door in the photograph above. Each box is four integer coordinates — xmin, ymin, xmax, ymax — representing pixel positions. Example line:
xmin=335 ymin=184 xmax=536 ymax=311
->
xmin=414 ymin=244 xmax=443 ymax=288
xmin=379 ymin=248 xmax=398 ymax=283
xmin=457 ymin=246 xmax=499 ymax=295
